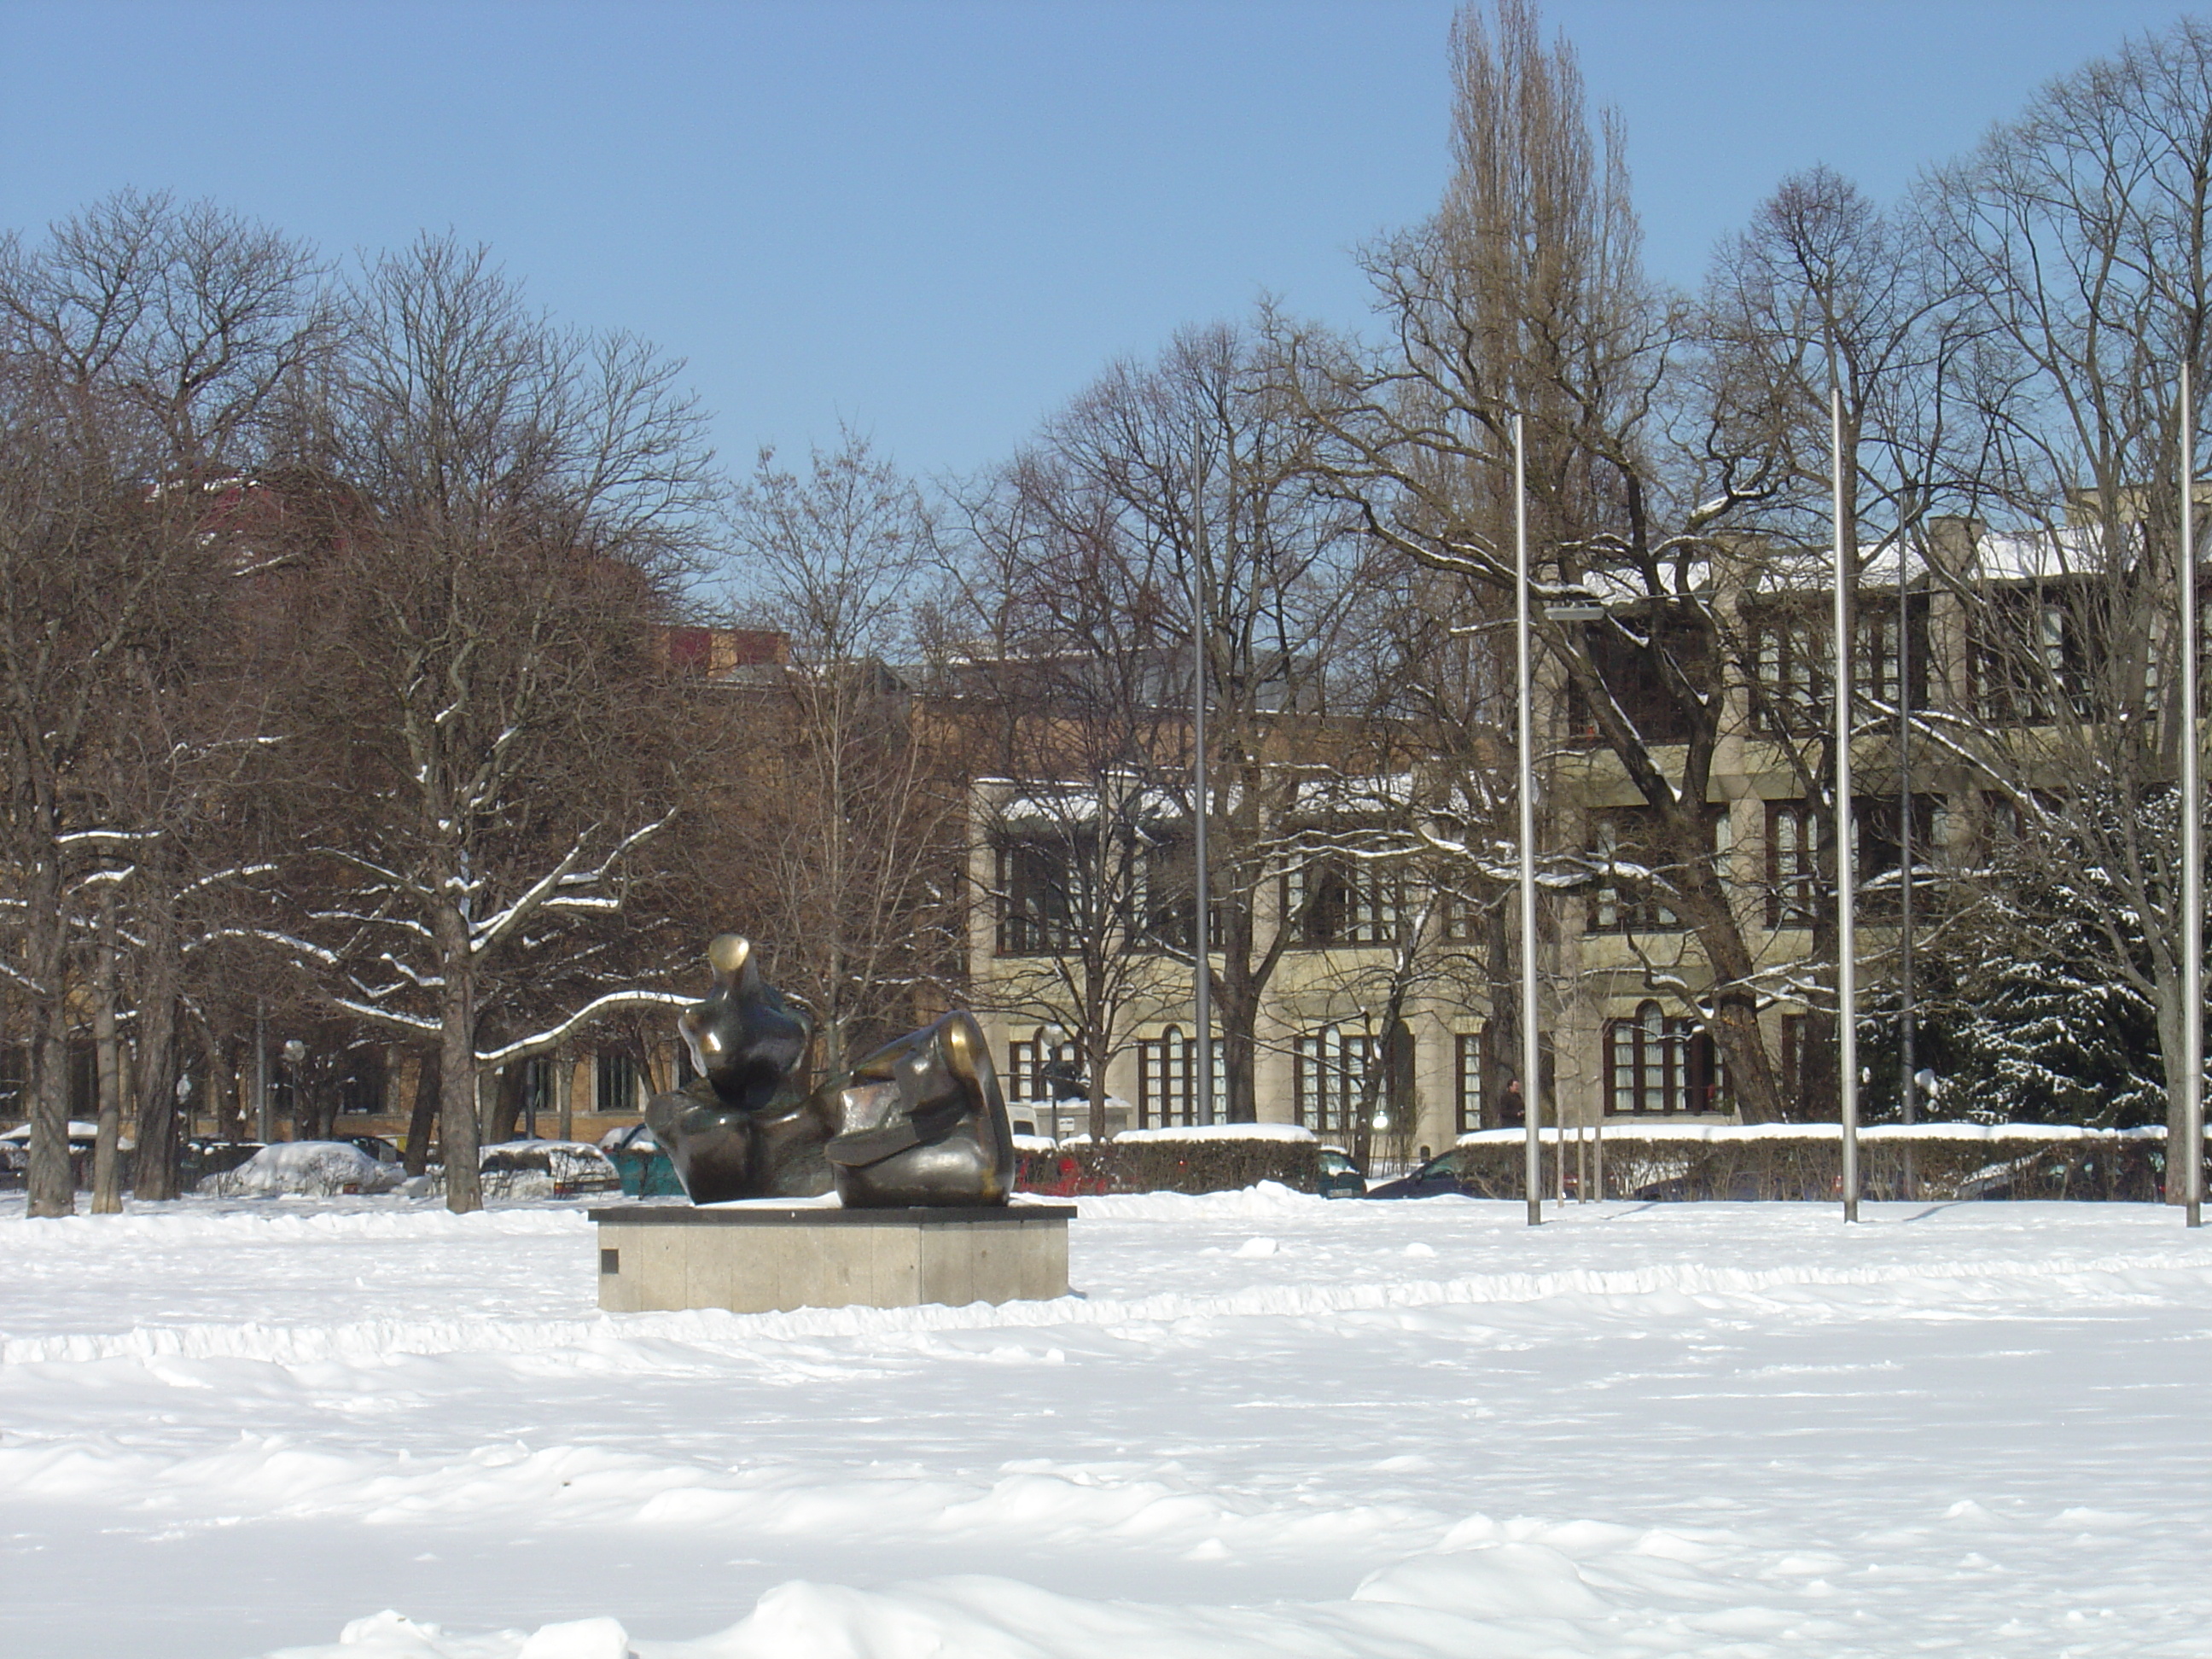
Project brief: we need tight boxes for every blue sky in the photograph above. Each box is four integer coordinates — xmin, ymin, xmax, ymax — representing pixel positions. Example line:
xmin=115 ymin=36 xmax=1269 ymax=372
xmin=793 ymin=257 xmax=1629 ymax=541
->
xmin=0 ymin=2 xmax=2195 ymax=481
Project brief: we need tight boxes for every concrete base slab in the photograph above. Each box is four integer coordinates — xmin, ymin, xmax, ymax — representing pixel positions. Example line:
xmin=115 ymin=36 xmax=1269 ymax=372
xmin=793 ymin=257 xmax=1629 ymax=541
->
xmin=590 ymin=1203 xmax=1075 ymax=1313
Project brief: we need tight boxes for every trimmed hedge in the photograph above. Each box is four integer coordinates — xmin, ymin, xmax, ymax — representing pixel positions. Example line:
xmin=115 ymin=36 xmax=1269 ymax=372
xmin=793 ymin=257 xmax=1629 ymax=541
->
xmin=1447 ymin=1125 xmax=2181 ymax=1202
xmin=1018 ymin=1136 xmax=1324 ymax=1196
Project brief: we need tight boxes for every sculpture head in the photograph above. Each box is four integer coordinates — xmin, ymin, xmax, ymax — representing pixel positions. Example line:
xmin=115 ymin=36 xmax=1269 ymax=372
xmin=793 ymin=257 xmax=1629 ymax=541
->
xmin=678 ymin=933 xmax=811 ymax=1110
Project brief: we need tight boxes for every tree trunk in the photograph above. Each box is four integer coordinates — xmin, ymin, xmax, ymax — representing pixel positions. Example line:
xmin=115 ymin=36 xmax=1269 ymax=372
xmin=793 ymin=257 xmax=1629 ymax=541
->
xmin=128 ymin=901 xmax=183 ymax=1200
xmin=201 ymin=1024 xmax=236 ymax=1144
xmin=439 ymin=909 xmax=482 ymax=1213
xmin=487 ymin=1062 xmax=524 ymax=1145
xmin=1085 ymin=963 xmax=1111 ymax=1143
xmin=404 ymin=1047 xmax=440 ymax=1176
xmin=1674 ymin=859 xmax=1787 ymax=1124
xmin=91 ymin=887 xmax=125 ymax=1214
xmin=24 ymin=847 xmax=73 ymax=1218
xmin=1215 ymin=902 xmax=1260 ymax=1123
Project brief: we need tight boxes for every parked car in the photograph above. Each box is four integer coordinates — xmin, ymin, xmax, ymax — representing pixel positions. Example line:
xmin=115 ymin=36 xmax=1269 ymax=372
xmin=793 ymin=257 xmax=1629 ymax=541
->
xmin=0 ymin=1120 xmax=102 ymax=1188
xmin=179 ymin=1138 xmax=266 ymax=1187
xmin=1364 ymin=1147 xmax=1481 ymax=1200
xmin=197 ymin=1140 xmax=405 ymax=1197
xmin=1316 ymin=1146 xmax=1367 ymax=1198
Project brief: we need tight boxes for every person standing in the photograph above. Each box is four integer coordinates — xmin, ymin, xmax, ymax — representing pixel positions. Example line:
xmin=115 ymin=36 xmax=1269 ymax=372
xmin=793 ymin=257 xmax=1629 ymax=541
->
xmin=1495 ymin=1076 xmax=1526 ymax=1129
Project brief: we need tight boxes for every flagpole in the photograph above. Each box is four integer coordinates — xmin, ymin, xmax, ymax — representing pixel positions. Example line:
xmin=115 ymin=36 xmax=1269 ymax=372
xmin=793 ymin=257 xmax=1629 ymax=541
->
xmin=2182 ymin=364 xmax=2202 ymax=1227
xmin=1834 ymin=386 xmax=1860 ymax=1223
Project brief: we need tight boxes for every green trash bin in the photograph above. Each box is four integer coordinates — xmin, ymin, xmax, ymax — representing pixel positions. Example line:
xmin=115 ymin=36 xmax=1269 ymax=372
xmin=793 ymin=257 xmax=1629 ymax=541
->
xmin=606 ymin=1129 xmax=684 ymax=1197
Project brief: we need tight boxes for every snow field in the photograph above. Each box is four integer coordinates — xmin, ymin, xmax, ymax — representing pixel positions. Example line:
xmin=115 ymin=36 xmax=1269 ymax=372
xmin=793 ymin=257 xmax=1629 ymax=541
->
xmin=2 ymin=1189 xmax=2209 ymax=1656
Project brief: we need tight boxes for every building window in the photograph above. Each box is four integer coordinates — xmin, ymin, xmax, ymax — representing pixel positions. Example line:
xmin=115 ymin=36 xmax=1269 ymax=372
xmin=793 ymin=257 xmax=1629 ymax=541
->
xmin=1563 ymin=610 xmax=1707 ymax=745
xmin=596 ymin=1052 xmax=641 ymax=1116
xmin=1859 ymin=594 xmax=1930 ymax=709
xmin=1857 ymin=793 xmax=1945 ymax=917
xmin=1137 ymin=1027 xmax=1222 ymax=1126
xmin=1293 ymin=1025 xmax=1375 ymax=1136
xmin=1005 ymin=1033 xmax=1080 ymax=1104
xmin=1766 ymin=800 xmax=1820 ymax=929
xmin=1438 ymin=883 xmax=1487 ymax=945
xmin=996 ymin=834 xmax=1090 ymax=956
xmin=1749 ymin=597 xmax=1927 ymax=732
xmin=1454 ymin=1030 xmax=1486 ymax=1134
xmin=1971 ymin=582 xmax=2096 ymax=724
xmin=1136 ymin=826 xmax=1237 ymax=954
xmin=1767 ymin=795 xmax=1943 ymax=927
xmin=666 ymin=626 xmax=713 ymax=673
xmin=1602 ymin=1002 xmax=1723 ymax=1115
xmin=1749 ymin=608 xmax=1828 ymax=734
xmin=1286 ymin=855 xmax=1401 ymax=947
xmin=335 ymin=1051 xmax=386 ymax=1116
xmin=1589 ymin=808 xmax=1719 ymax=934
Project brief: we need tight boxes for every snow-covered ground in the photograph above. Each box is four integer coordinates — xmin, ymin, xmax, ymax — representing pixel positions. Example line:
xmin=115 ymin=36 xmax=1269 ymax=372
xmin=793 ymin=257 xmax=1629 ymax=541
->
xmin=3 ymin=1190 xmax=2209 ymax=1657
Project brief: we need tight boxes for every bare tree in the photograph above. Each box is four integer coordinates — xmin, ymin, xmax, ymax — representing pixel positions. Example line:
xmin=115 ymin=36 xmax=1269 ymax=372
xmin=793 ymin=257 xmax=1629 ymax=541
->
xmin=282 ymin=236 xmax=713 ymax=1213
xmin=1918 ymin=19 xmax=2212 ymax=1194
xmin=946 ymin=447 xmax=1196 ymax=1138
xmin=724 ymin=430 xmax=963 ymax=1080
xmin=1029 ymin=323 xmax=1371 ymax=1123
xmin=0 ymin=192 xmax=320 ymax=1214
xmin=1284 ymin=0 xmax=1814 ymax=1118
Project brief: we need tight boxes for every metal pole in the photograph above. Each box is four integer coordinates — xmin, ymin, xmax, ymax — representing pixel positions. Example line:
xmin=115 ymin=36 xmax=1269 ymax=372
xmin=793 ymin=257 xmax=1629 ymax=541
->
xmin=1898 ymin=542 xmax=1915 ymax=1129
xmin=1516 ymin=415 xmax=1542 ymax=1227
xmin=2182 ymin=364 xmax=2203 ymax=1227
xmin=1834 ymin=387 xmax=1860 ymax=1223
xmin=1899 ymin=527 xmax=1918 ymax=1203
xmin=1192 ymin=547 xmax=1214 ymax=1126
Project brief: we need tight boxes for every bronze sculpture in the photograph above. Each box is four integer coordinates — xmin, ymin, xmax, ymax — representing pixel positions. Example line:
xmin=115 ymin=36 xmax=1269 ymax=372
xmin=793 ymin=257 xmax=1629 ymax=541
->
xmin=645 ymin=934 xmax=1015 ymax=1208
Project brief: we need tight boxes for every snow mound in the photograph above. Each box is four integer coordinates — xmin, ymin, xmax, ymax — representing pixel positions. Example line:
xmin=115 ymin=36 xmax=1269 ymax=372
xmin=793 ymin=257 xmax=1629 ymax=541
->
xmin=196 ymin=1141 xmax=404 ymax=1197
xmin=254 ymin=1514 xmax=1871 ymax=1657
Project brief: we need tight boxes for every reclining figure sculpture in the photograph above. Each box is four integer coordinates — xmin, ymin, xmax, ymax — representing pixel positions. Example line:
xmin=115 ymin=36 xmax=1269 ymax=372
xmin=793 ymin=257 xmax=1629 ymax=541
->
xmin=644 ymin=934 xmax=1015 ymax=1208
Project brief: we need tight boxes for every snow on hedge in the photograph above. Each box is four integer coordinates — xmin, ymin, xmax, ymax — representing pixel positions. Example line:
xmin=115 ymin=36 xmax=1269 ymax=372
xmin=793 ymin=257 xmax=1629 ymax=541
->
xmin=1455 ymin=1120 xmax=2174 ymax=1147
xmin=1113 ymin=1122 xmax=1318 ymax=1145
xmin=195 ymin=1140 xmax=404 ymax=1197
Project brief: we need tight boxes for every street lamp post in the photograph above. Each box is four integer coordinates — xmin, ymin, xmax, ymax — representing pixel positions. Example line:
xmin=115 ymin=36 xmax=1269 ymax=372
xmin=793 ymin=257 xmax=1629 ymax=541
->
xmin=1514 ymin=416 xmax=1541 ymax=1226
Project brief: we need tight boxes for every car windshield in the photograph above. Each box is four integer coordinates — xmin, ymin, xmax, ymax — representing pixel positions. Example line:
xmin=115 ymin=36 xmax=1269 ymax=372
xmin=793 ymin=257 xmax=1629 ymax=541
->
xmin=1418 ymin=1153 xmax=1458 ymax=1179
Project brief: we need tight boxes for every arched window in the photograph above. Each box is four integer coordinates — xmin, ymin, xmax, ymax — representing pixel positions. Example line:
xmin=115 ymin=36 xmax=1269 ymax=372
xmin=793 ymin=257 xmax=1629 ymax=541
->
xmin=1293 ymin=1023 xmax=1376 ymax=1136
xmin=1603 ymin=1002 xmax=1723 ymax=1115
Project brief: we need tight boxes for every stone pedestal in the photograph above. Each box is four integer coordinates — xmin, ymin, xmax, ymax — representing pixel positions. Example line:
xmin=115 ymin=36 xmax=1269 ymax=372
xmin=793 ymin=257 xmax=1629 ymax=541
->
xmin=590 ymin=1203 xmax=1074 ymax=1314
